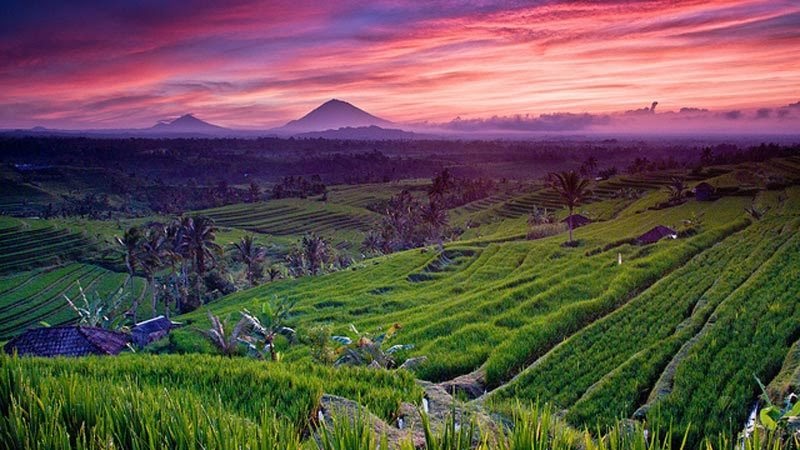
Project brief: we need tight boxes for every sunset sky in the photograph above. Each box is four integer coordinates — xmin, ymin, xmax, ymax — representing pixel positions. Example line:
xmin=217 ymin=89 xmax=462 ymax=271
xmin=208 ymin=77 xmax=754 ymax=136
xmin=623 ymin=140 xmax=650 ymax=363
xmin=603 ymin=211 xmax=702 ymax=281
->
xmin=1 ymin=0 xmax=798 ymax=130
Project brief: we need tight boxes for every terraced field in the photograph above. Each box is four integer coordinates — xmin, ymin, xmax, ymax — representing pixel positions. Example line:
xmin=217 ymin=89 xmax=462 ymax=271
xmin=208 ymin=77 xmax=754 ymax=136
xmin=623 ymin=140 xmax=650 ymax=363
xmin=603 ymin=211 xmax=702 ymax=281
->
xmin=0 ymin=178 xmax=55 ymax=216
xmin=0 ymin=219 xmax=98 ymax=274
xmin=490 ymin=168 xmax=729 ymax=220
xmin=770 ymin=155 xmax=800 ymax=180
xmin=2 ymin=156 xmax=799 ymax=446
xmin=169 ymin=181 xmax=800 ymax=443
xmin=326 ymin=181 xmax=428 ymax=209
xmin=200 ymin=199 xmax=379 ymax=237
xmin=0 ymin=263 xmax=149 ymax=339
xmin=490 ymin=216 xmax=798 ymax=440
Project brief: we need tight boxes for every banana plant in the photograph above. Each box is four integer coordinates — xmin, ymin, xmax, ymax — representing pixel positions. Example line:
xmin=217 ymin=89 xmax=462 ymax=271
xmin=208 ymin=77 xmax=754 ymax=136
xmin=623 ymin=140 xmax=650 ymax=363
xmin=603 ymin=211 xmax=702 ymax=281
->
xmin=64 ymin=282 xmax=129 ymax=331
xmin=239 ymin=297 xmax=297 ymax=361
xmin=332 ymin=323 xmax=415 ymax=369
xmin=755 ymin=375 xmax=800 ymax=432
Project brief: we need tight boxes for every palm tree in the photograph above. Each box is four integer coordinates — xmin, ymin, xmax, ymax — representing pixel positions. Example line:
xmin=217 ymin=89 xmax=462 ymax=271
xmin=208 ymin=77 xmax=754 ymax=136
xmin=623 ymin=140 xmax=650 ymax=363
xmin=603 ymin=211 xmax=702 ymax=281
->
xmin=116 ymin=226 xmax=142 ymax=284
xmin=233 ymin=235 xmax=266 ymax=287
xmin=580 ymin=156 xmax=599 ymax=177
xmin=140 ymin=225 xmax=167 ymax=318
xmin=247 ymin=182 xmax=260 ymax=203
xmin=664 ymin=177 xmax=687 ymax=204
xmin=549 ymin=171 xmax=592 ymax=244
xmin=178 ymin=216 xmax=221 ymax=310
xmin=360 ymin=230 xmax=383 ymax=256
xmin=428 ymin=168 xmax=453 ymax=201
xmin=267 ymin=265 xmax=284 ymax=282
xmin=301 ymin=233 xmax=331 ymax=276
xmin=163 ymin=219 xmax=187 ymax=315
xmin=422 ymin=200 xmax=448 ymax=231
xmin=115 ymin=226 xmax=142 ymax=321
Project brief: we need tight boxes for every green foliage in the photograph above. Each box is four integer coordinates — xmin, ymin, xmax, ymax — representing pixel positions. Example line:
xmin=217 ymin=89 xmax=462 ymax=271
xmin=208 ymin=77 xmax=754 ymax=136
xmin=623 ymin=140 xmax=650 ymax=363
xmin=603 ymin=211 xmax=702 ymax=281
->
xmin=5 ymin=171 xmax=798 ymax=446
xmin=647 ymin=220 xmax=800 ymax=445
xmin=240 ymin=297 xmax=298 ymax=361
xmin=318 ymin=410 xmax=390 ymax=450
xmin=3 ymin=354 xmax=800 ymax=449
xmin=491 ymin=219 xmax=789 ymax=435
xmin=200 ymin=311 xmax=250 ymax=357
xmin=63 ymin=281 xmax=129 ymax=331
xmin=333 ymin=323 xmax=415 ymax=369
xmin=307 ymin=324 xmax=336 ymax=365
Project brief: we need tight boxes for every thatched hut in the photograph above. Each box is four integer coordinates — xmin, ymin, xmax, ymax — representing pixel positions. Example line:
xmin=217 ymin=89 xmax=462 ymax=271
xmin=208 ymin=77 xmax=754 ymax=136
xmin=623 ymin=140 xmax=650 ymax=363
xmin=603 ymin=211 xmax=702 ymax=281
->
xmin=561 ymin=214 xmax=592 ymax=229
xmin=635 ymin=225 xmax=678 ymax=245
xmin=4 ymin=326 xmax=130 ymax=357
xmin=131 ymin=315 xmax=175 ymax=347
xmin=693 ymin=182 xmax=716 ymax=201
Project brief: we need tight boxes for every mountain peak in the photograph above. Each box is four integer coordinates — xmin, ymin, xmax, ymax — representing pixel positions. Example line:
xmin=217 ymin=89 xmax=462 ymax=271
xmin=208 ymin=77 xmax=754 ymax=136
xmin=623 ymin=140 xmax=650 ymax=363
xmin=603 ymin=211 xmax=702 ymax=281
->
xmin=320 ymin=98 xmax=349 ymax=107
xmin=279 ymin=99 xmax=392 ymax=132
xmin=151 ymin=114 xmax=226 ymax=133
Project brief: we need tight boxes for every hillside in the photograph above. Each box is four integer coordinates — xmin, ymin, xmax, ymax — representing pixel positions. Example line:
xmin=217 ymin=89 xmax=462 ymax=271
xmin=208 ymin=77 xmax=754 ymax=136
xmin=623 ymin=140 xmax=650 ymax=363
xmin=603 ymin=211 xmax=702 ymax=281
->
xmin=170 ymin=174 xmax=800 ymax=445
xmin=2 ymin=156 xmax=800 ymax=448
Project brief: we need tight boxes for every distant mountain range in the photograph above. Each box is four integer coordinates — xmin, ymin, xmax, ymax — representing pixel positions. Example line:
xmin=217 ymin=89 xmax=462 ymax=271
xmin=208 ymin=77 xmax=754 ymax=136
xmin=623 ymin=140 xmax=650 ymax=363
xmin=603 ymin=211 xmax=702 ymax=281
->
xmin=7 ymin=99 xmax=419 ymax=140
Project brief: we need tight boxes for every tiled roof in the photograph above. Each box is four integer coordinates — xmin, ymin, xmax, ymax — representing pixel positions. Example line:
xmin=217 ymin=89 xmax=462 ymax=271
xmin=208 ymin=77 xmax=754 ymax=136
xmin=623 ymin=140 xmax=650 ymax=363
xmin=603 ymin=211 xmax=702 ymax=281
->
xmin=4 ymin=326 xmax=130 ymax=357
xmin=131 ymin=316 xmax=173 ymax=347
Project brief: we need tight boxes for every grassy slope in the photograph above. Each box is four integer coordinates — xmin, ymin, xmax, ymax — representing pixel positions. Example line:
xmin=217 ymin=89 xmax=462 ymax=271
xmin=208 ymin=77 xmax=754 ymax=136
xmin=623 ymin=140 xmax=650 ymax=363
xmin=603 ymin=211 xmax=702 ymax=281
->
xmin=169 ymin=178 xmax=800 ymax=436
xmin=0 ymin=352 xmax=421 ymax=439
xmin=174 ymin=187 xmax=761 ymax=375
xmin=3 ymin=160 xmax=800 ymax=440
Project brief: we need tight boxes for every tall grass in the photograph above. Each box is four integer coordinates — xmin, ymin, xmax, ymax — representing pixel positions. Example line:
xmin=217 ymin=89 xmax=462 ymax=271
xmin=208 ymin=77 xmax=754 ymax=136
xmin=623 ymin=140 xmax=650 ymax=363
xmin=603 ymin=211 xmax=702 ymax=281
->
xmin=2 ymin=354 xmax=799 ymax=449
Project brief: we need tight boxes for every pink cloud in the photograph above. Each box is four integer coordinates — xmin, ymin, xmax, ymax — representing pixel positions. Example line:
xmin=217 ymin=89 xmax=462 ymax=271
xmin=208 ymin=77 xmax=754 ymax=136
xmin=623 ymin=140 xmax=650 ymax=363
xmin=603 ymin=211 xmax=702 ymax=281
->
xmin=0 ymin=0 xmax=798 ymax=130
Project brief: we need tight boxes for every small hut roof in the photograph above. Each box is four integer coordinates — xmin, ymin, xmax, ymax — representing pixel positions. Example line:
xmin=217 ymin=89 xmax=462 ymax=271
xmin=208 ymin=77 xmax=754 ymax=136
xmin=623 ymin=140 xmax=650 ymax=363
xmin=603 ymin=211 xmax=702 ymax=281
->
xmin=4 ymin=326 xmax=130 ymax=357
xmin=636 ymin=225 xmax=678 ymax=245
xmin=694 ymin=182 xmax=715 ymax=192
xmin=132 ymin=316 xmax=173 ymax=335
xmin=561 ymin=214 xmax=592 ymax=228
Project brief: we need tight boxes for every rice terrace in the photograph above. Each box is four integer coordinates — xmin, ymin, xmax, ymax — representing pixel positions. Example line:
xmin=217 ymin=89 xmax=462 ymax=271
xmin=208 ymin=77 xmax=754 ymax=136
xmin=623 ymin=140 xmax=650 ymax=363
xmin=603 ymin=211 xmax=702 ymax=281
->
xmin=2 ymin=1 xmax=800 ymax=449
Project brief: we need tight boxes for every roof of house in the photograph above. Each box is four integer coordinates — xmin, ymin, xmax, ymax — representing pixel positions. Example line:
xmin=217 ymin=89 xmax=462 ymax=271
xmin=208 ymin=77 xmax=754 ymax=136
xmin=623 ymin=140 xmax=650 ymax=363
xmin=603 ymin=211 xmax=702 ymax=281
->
xmin=132 ymin=316 xmax=173 ymax=335
xmin=636 ymin=225 xmax=678 ymax=245
xmin=561 ymin=214 xmax=592 ymax=227
xmin=694 ymin=182 xmax=715 ymax=192
xmin=4 ymin=326 xmax=130 ymax=357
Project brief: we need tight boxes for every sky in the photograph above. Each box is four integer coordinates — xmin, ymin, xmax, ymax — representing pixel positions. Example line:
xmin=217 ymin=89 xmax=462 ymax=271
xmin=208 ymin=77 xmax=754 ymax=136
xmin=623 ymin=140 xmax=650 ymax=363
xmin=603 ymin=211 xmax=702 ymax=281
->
xmin=1 ymin=0 xmax=799 ymax=132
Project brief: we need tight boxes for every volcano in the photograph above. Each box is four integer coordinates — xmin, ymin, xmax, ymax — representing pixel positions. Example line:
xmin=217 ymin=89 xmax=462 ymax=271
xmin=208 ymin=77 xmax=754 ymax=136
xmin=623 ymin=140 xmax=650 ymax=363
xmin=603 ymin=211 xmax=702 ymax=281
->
xmin=277 ymin=99 xmax=392 ymax=133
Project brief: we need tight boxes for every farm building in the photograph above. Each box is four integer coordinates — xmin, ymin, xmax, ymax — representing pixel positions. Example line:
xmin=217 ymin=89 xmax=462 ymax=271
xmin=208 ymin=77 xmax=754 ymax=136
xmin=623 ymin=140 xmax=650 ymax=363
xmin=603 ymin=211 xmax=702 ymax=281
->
xmin=4 ymin=326 xmax=130 ymax=357
xmin=131 ymin=315 xmax=175 ymax=347
xmin=561 ymin=214 xmax=592 ymax=229
xmin=693 ymin=182 xmax=716 ymax=201
xmin=636 ymin=225 xmax=678 ymax=245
